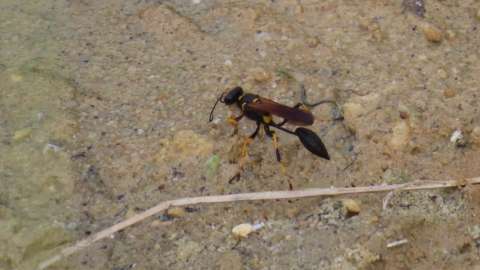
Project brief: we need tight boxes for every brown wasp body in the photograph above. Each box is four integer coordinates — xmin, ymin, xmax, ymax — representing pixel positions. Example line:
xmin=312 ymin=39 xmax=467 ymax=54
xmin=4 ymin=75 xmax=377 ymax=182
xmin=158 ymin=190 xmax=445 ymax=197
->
xmin=209 ymin=86 xmax=330 ymax=163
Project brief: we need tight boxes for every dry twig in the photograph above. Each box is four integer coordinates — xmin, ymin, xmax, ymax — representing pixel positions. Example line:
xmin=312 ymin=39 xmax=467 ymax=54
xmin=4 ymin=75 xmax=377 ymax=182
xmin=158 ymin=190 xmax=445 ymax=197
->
xmin=387 ymin=238 xmax=409 ymax=248
xmin=38 ymin=177 xmax=480 ymax=270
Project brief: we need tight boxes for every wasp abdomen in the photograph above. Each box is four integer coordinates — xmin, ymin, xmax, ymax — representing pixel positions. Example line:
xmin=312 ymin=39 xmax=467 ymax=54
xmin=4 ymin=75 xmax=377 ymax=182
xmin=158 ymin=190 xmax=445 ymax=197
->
xmin=295 ymin=127 xmax=330 ymax=160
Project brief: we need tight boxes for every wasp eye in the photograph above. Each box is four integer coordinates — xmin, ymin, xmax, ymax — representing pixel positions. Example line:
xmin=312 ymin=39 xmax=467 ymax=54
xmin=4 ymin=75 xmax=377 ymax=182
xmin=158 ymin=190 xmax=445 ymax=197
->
xmin=223 ymin=87 xmax=243 ymax=105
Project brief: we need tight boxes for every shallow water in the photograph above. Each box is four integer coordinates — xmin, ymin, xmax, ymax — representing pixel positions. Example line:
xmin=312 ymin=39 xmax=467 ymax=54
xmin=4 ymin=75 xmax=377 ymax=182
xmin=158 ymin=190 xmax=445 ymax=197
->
xmin=0 ymin=1 xmax=80 ymax=269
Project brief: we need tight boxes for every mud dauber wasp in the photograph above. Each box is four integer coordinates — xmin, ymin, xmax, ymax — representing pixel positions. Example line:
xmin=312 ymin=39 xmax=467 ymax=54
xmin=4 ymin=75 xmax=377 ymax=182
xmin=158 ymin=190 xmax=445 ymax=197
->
xmin=209 ymin=86 xmax=336 ymax=182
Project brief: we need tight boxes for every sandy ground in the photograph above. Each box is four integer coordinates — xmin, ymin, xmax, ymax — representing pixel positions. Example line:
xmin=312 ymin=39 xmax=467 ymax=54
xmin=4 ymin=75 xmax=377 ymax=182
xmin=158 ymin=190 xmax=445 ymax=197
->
xmin=2 ymin=0 xmax=480 ymax=269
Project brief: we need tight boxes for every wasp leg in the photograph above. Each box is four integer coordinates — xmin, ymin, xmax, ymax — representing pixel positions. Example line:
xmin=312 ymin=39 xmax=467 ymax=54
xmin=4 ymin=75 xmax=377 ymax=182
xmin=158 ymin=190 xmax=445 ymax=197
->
xmin=288 ymin=179 xmax=293 ymax=190
xmin=264 ymin=125 xmax=292 ymax=189
xmin=240 ymin=123 xmax=260 ymax=157
xmin=227 ymin=113 xmax=244 ymax=136
xmin=229 ymin=122 xmax=261 ymax=183
xmin=292 ymin=102 xmax=304 ymax=109
xmin=264 ymin=125 xmax=286 ymax=171
xmin=264 ymin=125 xmax=281 ymax=162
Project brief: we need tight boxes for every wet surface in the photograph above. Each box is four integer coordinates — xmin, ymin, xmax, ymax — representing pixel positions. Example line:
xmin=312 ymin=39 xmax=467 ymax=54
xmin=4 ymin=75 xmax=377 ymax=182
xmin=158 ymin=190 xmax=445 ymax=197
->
xmin=1 ymin=0 xmax=480 ymax=269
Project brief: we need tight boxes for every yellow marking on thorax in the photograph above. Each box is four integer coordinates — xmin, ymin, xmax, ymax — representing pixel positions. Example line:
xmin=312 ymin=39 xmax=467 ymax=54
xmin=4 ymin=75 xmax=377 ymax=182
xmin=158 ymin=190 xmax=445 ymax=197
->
xmin=241 ymin=97 xmax=259 ymax=110
xmin=262 ymin=115 xmax=272 ymax=123
xmin=299 ymin=104 xmax=310 ymax=111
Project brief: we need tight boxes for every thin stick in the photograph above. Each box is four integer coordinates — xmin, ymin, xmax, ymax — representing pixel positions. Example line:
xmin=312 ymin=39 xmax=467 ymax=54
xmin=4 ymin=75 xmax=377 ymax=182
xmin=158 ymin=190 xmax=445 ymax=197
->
xmin=386 ymin=238 xmax=409 ymax=248
xmin=38 ymin=177 xmax=480 ymax=270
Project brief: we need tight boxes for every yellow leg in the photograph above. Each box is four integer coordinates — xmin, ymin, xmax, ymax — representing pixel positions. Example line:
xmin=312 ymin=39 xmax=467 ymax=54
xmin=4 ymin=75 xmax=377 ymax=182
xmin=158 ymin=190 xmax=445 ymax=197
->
xmin=271 ymin=131 xmax=286 ymax=174
xmin=227 ymin=116 xmax=238 ymax=126
xmin=258 ymin=126 xmax=265 ymax=140
xmin=227 ymin=116 xmax=239 ymax=136
xmin=270 ymin=131 xmax=292 ymax=189
xmin=229 ymin=137 xmax=253 ymax=183
xmin=280 ymin=162 xmax=286 ymax=175
xmin=241 ymin=137 xmax=253 ymax=158
xmin=272 ymin=131 xmax=279 ymax=147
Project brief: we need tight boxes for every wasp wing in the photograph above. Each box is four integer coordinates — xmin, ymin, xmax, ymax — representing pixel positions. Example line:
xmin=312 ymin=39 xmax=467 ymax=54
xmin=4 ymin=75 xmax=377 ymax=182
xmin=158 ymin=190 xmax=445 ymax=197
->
xmin=245 ymin=97 xmax=314 ymax=126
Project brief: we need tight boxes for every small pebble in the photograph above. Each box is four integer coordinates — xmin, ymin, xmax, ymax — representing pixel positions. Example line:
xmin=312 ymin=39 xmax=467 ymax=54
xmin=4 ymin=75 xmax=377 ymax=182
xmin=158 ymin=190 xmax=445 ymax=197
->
xmin=469 ymin=225 xmax=480 ymax=239
xmin=13 ymin=128 xmax=32 ymax=142
xmin=422 ymin=23 xmax=443 ymax=43
xmin=343 ymin=199 xmax=361 ymax=216
xmin=167 ymin=207 xmax=186 ymax=218
xmin=232 ymin=223 xmax=254 ymax=238
xmin=43 ymin=143 xmax=61 ymax=154
xmin=445 ymin=30 xmax=456 ymax=41
xmin=232 ymin=223 xmax=264 ymax=238
xmin=443 ymin=88 xmax=456 ymax=98
xmin=389 ymin=121 xmax=411 ymax=151
xmin=437 ymin=69 xmax=448 ymax=79
xmin=402 ymin=0 xmax=425 ymax=17
xmin=10 ymin=74 xmax=23 ymax=82
xmin=342 ymin=102 xmax=365 ymax=133
xmin=471 ymin=127 xmax=480 ymax=146
xmin=398 ymin=104 xmax=410 ymax=119
xmin=417 ymin=54 xmax=428 ymax=61
xmin=249 ymin=67 xmax=271 ymax=83
xmin=450 ymin=129 xmax=466 ymax=147
xmin=305 ymin=36 xmax=319 ymax=48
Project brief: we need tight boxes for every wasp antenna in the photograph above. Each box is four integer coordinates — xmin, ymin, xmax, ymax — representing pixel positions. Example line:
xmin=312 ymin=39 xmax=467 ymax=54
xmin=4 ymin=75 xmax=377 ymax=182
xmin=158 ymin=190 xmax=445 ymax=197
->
xmin=300 ymin=84 xmax=338 ymax=108
xmin=209 ymin=92 xmax=225 ymax=122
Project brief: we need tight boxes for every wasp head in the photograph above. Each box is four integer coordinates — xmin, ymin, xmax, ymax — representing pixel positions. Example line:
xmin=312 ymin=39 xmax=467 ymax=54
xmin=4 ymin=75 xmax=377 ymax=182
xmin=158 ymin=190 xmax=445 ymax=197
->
xmin=223 ymin=86 xmax=243 ymax=105
xmin=209 ymin=87 xmax=244 ymax=122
